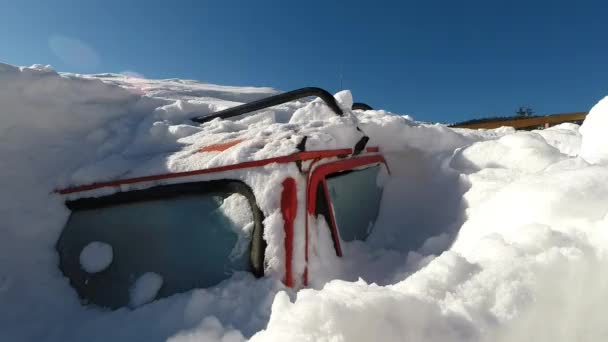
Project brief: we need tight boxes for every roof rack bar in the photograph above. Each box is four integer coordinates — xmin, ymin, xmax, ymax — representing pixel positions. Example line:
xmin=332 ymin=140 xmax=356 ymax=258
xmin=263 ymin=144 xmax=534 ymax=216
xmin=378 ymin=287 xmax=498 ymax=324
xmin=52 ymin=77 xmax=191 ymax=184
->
xmin=191 ymin=87 xmax=343 ymax=123
xmin=352 ymin=102 xmax=373 ymax=111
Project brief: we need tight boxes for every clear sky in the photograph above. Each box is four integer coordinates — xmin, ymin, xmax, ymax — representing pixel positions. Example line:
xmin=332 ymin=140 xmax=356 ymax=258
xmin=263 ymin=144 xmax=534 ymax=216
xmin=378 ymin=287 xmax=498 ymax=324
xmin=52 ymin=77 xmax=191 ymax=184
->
xmin=1 ymin=0 xmax=607 ymax=123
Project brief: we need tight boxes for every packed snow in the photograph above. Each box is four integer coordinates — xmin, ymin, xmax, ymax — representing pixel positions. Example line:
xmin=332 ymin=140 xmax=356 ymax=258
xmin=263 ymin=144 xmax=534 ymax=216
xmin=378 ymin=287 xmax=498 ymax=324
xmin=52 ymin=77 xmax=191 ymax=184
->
xmin=581 ymin=96 xmax=608 ymax=163
xmin=1 ymin=62 xmax=607 ymax=341
xmin=219 ymin=194 xmax=255 ymax=261
xmin=130 ymin=272 xmax=164 ymax=308
xmin=79 ymin=241 xmax=113 ymax=273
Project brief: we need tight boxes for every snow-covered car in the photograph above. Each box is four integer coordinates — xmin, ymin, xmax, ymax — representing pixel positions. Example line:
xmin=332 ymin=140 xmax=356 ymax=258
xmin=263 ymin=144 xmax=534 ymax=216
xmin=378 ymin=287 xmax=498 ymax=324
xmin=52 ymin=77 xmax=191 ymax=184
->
xmin=55 ymin=87 xmax=389 ymax=309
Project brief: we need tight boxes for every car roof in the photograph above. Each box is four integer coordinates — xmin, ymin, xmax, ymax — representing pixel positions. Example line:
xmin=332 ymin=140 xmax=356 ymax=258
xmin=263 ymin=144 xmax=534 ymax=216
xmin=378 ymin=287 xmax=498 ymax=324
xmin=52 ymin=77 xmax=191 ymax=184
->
xmin=56 ymin=77 xmax=379 ymax=197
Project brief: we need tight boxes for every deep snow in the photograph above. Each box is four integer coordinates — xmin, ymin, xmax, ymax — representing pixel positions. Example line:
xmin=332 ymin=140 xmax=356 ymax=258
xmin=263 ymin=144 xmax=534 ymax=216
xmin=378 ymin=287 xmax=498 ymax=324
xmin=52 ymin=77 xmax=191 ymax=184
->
xmin=1 ymin=63 xmax=607 ymax=341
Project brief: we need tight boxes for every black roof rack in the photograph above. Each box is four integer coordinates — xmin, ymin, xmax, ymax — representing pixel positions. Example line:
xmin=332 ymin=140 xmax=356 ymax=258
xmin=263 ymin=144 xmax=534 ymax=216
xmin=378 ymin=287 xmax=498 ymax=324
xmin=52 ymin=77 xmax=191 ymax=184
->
xmin=191 ymin=87 xmax=344 ymax=124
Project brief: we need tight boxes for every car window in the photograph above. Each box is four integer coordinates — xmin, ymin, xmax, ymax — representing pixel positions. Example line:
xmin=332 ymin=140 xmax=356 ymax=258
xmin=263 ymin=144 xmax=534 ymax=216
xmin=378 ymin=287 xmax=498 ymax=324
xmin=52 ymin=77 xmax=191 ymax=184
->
xmin=325 ymin=165 xmax=383 ymax=242
xmin=57 ymin=187 xmax=257 ymax=309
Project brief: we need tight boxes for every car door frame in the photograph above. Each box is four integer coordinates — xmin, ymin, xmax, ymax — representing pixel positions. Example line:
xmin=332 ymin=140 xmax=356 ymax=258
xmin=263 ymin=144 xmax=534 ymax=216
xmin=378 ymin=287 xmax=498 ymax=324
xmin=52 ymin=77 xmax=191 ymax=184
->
xmin=303 ymin=154 xmax=389 ymax=285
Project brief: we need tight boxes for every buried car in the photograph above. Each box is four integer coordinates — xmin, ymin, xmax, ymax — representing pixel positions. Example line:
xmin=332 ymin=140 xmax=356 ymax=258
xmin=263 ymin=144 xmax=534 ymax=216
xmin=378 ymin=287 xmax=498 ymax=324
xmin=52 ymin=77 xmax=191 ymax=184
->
xmin=55 ymin=87 xmax=390 ymax=309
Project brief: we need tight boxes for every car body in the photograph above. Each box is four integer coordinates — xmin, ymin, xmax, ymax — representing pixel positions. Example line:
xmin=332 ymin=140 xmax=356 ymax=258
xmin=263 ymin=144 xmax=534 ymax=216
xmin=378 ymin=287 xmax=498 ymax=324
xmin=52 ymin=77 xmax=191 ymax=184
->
xmin=55 ymin=88 xmax=389 ymax=309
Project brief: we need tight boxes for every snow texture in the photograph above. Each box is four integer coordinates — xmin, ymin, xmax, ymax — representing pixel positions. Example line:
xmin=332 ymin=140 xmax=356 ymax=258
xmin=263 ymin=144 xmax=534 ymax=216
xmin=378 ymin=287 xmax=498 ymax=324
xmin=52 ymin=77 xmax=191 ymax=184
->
xmin=581 ymin=96 xmax=608 ymax=163
xmin=1 ymin=62 xmax=607 ymax=342
xmin=79 ymin=241 xmax=113 ymax=273
xmin=220 ymin=194 xmax=255 ymax=261
xmin=129 ymin=272 xmax=164 ymax=308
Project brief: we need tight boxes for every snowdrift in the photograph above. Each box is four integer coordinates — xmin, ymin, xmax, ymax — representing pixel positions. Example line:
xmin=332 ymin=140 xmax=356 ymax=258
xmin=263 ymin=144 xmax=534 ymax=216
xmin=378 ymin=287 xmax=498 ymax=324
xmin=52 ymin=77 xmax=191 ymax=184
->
xmin=1 ymin=63 xmax=608 ymax=341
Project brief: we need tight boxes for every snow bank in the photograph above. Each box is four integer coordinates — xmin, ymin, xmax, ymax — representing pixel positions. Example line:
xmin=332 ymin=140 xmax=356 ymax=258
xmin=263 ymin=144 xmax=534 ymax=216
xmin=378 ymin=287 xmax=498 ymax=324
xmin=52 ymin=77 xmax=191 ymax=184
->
xmin=581 ymin=96 xmax=608 ymax=163
xmin=130 ymin=272 xmax=164 ymax=308
xmin=535 ymin=123 xmax=582 ymax=156
xmin=450 ymin=131 xmax=566 ymax=174
xmin=1 ymin=61 xmax=607 ymax=342
xmin=251 ymin=116 xmax=608 ymax=341
xmin=168 ymin=316 xmax=246 ymax=342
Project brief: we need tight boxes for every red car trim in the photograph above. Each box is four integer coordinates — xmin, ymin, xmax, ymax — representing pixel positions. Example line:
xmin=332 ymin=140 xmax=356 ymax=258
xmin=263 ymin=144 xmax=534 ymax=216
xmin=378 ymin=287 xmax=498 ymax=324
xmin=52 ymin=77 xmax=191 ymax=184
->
xmin=199 ymin=139 xmax=244 ymax=152
xmin=57 ymin=148 xmax=355 ymax=195
xmin=304 ymin=155 xmax=388 ymax=284
xmin=301 ymin=156 xmax=326 ymax=286
xmin=280 ymin=178 xmax=297 ymax=287
xmin=306 ymin=155 xmax=387 ymax=215
xmin=322 ymin=180 xmax=343 ymax=256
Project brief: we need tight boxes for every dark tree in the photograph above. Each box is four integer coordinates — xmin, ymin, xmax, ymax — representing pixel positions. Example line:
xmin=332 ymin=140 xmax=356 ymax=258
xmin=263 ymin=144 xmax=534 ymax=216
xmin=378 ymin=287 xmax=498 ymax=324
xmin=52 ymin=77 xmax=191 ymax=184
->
xmin=516 ymin=106 xmax=534 ymax=117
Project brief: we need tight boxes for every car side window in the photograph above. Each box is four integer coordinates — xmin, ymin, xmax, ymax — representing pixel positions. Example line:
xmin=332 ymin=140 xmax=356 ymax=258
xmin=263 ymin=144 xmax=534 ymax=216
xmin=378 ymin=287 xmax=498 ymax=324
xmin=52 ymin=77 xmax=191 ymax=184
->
xmin=325 ymin=165 xmax=383 ymax=242
xmin=57 ymin=182 xmax=262 ymax=309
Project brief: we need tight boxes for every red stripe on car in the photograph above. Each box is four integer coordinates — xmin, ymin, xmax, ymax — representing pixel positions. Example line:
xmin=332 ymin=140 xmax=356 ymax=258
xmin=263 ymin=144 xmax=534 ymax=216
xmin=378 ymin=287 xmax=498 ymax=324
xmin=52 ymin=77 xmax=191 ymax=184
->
xmin=281 ymin=177 xmax=297 ymax=287
xmin=57 ymin=148 xmax=355 ymax=194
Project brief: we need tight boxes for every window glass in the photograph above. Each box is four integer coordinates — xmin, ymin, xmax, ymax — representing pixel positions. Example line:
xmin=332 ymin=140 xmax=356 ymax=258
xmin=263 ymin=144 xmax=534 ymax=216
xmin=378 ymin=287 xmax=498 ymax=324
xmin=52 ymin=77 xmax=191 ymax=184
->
xmin=326 ymin=165 xmax=383 ymax=242
xmin=57 ymin=192 xmax=254 ymax=309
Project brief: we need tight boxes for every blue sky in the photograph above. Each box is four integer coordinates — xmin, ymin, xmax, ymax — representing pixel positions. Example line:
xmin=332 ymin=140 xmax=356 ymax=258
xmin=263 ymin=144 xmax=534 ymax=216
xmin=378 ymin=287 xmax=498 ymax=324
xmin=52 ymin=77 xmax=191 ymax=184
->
xmin=1 ymin=0 xmax=607 ymax=123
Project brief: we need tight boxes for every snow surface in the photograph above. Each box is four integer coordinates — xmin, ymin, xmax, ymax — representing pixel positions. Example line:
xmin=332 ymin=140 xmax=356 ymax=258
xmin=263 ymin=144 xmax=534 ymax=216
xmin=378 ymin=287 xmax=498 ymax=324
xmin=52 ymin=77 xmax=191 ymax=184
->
xmin=129 ymin=272 xmax=164 ymax=308
xmin=581 ymin=96 xmax=608 ymax=164
xmin=1 ymin=62 xmax=607 ymax=341
xmin=79 ymin=241 xmax=113 ymax=273
xmin=219 ymin=193 xmax=255 ymax=261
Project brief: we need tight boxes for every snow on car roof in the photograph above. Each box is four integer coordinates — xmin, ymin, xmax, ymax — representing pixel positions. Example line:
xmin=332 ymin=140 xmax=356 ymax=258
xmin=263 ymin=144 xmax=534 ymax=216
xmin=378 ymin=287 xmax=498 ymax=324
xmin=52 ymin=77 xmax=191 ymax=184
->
xmin=54 ymin=70 xmax=377 ymax=192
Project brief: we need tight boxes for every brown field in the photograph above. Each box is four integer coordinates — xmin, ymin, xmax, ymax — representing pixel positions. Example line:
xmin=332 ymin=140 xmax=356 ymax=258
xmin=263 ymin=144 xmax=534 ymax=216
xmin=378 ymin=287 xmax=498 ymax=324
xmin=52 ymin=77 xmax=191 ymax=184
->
xmin=451 ymin=112 xmax=587 ymax=130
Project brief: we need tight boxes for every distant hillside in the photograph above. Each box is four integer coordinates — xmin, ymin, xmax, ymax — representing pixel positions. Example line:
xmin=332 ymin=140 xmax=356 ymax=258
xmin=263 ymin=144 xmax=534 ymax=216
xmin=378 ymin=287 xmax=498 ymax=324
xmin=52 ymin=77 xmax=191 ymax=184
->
xmin=450 ymin=112 xmax=587 ymax=129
